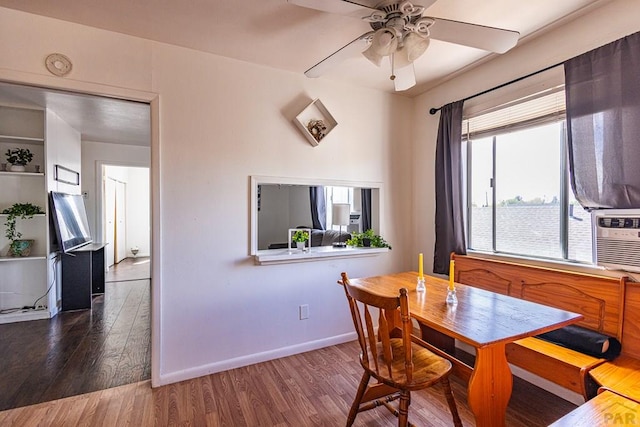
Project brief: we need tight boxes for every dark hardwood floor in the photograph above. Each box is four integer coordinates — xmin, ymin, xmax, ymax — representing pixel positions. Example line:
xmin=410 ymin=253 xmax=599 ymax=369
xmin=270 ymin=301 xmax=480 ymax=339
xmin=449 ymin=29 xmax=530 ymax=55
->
xmin=0 ymin=259 xmax=151 ymax=411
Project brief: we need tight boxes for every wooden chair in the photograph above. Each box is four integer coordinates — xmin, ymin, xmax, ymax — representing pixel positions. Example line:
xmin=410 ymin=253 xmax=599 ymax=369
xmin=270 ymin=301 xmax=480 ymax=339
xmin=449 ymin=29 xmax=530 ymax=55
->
xmin=338 ymin=272 xmax=462 ymax=427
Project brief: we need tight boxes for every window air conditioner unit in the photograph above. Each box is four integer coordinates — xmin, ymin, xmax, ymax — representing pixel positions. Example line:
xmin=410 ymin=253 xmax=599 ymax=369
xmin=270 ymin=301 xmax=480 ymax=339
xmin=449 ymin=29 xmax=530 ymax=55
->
xmin=592 ymin=209 xmax=640 ymax=273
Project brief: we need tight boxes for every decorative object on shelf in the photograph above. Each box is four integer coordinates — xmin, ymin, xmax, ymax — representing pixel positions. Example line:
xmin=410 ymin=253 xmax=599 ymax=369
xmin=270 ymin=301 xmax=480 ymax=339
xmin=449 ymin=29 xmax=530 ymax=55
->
xmin=7 ymin=239 xmax=34 ymax=257
xmin=332 ymin=203 xmax=350 ymax=248
xmin=45 ymin=53 xmax=73 ymax=77
xmin=292 ymin=229 xmax=310 ymax=250
xmin=2 ymin=202 xmax=45 ymax=257
xmin=294 ymin=98 xmax=338 ymax=146
xmin=307 ymin=119 xmax=327 ymax=142
xmin=5 ymin=148 xmax=33 ymax=172
xmin=54 ymin=164 xmax=80 ymax=185
xmin=346 ymin=229 xmax=392 ymax=249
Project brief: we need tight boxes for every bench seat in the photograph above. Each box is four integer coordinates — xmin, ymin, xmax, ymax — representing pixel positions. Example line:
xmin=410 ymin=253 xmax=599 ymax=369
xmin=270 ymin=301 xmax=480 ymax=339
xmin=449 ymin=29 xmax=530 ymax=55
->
xmin=549 ymin=390 xmax=640 ymax=426
xmin=451 ymin=253 xmax=628 ymax=400
xmin=506 ymin=337 xmax=605 ymax=397
xmin=590 ymin=356 xmax=640 ymax=403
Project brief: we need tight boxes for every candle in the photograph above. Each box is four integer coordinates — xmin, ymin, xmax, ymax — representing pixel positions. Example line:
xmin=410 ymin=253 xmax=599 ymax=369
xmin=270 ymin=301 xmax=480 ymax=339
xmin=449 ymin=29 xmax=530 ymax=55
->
xmin=449 ymin=260 xmax=455 ymax=290
xmin=418 ymin=253 xmax=424 ymax=279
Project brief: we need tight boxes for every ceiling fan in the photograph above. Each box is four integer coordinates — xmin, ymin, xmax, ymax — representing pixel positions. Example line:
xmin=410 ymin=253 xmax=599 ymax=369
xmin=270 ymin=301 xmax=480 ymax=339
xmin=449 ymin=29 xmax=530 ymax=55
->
xmin=288 ymin=0 xmax=520 ymax=91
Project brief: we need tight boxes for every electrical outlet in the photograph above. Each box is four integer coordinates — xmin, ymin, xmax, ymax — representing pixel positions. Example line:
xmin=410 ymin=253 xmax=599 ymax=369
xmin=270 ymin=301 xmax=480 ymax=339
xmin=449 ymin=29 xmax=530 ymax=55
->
xmin=299 ymin=304 xmax=309 ymax=320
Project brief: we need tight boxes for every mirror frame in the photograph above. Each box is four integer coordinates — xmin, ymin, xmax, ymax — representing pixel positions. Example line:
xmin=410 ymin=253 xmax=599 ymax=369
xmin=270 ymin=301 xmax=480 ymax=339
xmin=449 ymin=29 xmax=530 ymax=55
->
xmin=250 ymin=175 xmax=383 ymax=256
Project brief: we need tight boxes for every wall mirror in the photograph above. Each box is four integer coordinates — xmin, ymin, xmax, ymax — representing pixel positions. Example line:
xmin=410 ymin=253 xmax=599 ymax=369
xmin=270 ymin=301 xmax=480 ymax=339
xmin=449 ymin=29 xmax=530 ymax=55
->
xmin=250 ymin=176 xmax=382 ymax=255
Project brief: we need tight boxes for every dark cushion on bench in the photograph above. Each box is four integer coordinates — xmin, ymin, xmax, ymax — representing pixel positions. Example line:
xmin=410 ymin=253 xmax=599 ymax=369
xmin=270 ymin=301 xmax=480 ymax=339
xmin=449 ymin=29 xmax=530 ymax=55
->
xmin=537 ymin=325 xmax=621 ymax=360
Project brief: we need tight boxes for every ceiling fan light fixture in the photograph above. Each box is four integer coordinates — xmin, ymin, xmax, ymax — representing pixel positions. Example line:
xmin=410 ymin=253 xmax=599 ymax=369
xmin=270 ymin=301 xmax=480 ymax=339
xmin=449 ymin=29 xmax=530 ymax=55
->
xmin=402 ymin=32 xmax=430 ymax=62
xmin=362 ymin=28 xmax=398 ymax=66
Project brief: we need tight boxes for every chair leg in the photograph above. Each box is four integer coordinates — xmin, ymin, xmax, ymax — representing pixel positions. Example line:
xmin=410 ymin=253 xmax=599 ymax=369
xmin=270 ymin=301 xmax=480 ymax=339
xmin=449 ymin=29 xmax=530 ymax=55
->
xmin=347 ymin=371 xmax=371 ymax=427
xmin=398 ymin=390 xmax=410 ymax=427
xmin=441 ymin=377 xmax=463 ymax=427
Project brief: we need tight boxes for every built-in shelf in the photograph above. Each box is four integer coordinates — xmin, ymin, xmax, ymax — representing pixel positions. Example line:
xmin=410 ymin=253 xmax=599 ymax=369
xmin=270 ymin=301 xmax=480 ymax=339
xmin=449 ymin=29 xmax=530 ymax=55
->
xmin=0 ymin=255 xmax=47 ymax=262
xmin=0 ymin=171 xmax=45 ymax=176
xmin=294 ymin=98 xmax=338 ymax=146
xmin=0 ymin=309 xmax=49 ymax=325
xmin=0 ymin=213 xmax=46 ymax=217
xmin=254 ymin=246 xmax=389 ymax=265
xmin=0 ymin=134 xmax=44 ymax=144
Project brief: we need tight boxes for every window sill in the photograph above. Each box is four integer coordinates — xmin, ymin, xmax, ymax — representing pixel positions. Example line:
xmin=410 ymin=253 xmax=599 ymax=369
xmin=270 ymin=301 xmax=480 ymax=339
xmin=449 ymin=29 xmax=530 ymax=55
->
xmin=254 ymin=246 xmax=389 ymax=265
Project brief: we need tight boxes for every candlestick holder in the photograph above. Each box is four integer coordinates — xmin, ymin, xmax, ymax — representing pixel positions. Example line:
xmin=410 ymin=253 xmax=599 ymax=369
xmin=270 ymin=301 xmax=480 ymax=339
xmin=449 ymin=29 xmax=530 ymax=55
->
xmin=446 ymin=288 xmax=458 ymax=305
xmin=416 ymin=277 xmax=425 ymax=293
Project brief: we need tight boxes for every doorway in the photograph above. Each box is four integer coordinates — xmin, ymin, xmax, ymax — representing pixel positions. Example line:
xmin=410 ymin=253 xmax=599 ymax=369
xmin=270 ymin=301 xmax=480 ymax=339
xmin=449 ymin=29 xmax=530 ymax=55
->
xmin=102 ymin=165 xmax=150 ymax=271
xmin=0 ymin=80 xmax=156 ymax=410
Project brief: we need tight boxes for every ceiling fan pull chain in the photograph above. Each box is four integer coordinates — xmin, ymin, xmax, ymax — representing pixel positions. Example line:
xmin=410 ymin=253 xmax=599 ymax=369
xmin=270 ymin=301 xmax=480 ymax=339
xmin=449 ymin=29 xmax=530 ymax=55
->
xmin=390 ymin=53 xmax=396 ymax=81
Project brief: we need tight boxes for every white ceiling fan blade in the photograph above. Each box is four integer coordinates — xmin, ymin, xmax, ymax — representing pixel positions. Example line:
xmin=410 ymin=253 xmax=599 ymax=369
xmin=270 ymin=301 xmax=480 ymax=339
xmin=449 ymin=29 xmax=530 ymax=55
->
xmin=428 ymin=18 xmax=519 ymax=54
xmin=392 ymin=62 xmax=416 ymax=91
xmin=305 ymin=34 xmax=371 ymax=78
xmin=287 ymin=0 xmax=379 ymax=18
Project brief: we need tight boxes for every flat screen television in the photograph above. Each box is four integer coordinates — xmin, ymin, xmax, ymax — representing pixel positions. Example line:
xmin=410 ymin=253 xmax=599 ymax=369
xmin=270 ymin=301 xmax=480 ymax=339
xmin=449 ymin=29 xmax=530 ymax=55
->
xmin=49 ymin=191 xmax=93 ymax=253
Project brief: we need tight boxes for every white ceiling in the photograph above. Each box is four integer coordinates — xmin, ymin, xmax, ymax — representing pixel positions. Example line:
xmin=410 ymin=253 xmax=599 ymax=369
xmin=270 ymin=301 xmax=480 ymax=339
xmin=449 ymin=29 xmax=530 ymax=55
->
xmin=0 ymin=82 xmax=150 ymax=146
xmin=0 ymin=0 xmax=606 ymax=144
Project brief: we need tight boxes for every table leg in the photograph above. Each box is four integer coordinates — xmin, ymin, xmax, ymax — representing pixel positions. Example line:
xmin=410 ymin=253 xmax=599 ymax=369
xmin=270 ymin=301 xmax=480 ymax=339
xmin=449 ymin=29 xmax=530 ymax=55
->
xmin=467 ymin=343 xmax=512 ymax=427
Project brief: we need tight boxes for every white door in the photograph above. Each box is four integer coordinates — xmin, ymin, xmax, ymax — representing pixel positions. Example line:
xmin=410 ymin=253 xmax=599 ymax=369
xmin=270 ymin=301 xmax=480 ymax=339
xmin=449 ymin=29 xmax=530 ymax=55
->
xmin=105 ymin=177 xmax=116 ymax=268
xmin=115 ymin=181 xmax=127 ymax=263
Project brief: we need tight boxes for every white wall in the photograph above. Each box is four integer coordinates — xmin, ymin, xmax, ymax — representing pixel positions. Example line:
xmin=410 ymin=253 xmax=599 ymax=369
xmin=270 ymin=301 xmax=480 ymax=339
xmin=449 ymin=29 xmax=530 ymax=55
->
xmin=45 ymin=109 xmax=81 ymax=312
xmin=412 ymin=0 xmax=640 ymax=276
xmin=125 ymin=167 xmax=150 ymax=257
xmin=46 ymin=109 xmax=81 ymax=195
xmin=0 ymin=6 xmax=413 ymax=386
xmin=103 ymin=165 xmax=151 ymax=258
xmin=81 ymin=141 xmax=151 ymax=244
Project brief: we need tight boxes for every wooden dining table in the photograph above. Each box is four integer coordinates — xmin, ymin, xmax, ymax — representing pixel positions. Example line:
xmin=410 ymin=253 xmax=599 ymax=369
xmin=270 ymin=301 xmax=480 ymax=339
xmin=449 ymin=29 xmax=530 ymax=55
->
xmin=347 ymin=271 xmax=583 ymax=427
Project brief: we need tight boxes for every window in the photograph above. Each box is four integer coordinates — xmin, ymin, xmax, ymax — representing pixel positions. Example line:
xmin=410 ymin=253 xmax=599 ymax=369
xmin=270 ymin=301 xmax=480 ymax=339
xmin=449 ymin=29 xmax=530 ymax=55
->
xmin=325 ymin=186 xmax=355 ymax=231
xmin=465 ymin=89 xmax=593 ymax=263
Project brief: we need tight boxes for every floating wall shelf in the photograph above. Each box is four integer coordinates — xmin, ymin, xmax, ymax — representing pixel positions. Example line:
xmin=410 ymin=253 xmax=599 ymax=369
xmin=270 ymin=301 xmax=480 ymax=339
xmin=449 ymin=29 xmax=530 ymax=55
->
xmin=294 ymin=99 xmax=338 ymax=147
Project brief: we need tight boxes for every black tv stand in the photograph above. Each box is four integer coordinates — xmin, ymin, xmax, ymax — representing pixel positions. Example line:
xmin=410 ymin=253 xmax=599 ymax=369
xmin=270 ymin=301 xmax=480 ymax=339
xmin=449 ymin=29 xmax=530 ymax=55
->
xmin=61 ymin=243 xmax=106 ymax=311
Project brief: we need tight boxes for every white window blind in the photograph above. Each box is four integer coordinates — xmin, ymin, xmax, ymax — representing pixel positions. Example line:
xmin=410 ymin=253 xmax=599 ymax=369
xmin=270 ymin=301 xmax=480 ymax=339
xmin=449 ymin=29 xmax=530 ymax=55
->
xmin=463 ymin=87 xmax=566 ymax=139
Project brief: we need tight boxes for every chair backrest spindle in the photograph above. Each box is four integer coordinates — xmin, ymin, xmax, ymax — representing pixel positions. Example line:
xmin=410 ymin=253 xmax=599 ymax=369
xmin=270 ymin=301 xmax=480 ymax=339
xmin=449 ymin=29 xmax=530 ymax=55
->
xmin=339 ymin=272 xmax=413 ymax=382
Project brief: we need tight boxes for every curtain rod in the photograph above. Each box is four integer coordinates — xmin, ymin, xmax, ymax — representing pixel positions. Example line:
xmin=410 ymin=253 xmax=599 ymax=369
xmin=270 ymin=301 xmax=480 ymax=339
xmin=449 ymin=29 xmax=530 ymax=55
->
xmin=428 ymin=61 xmax=564 ymax=115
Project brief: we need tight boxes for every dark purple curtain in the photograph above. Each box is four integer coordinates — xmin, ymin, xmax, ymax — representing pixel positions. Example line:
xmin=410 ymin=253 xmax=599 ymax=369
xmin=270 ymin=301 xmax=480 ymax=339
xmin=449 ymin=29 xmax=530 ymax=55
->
xmin=309 ymin=186 xmax=326 ymax=230
xmin=433 ymin=101 xmax=466 ymax=274
xmin=361 ymin=188 xmax=371 ymax=232
xmin=565 ymin=31 xmax=640 ymax=209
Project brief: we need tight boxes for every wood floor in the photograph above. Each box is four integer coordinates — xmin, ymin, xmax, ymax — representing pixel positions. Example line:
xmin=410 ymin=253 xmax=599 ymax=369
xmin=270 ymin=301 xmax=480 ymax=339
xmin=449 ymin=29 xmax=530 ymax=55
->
xmin=0 ymin=341 xmax=577 ymax=426
xmin=0 ymin=260 xmax=151 ymax=411
xmin=106 ymin=256 xmax=151 ymax=283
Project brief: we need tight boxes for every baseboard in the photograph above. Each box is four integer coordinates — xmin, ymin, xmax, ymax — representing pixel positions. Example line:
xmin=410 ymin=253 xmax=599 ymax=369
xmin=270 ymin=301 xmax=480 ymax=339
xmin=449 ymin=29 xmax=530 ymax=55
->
xmin=157 ymin=331 xmax=358 ymax=386
xmin=455 ymin=341 xmax=584 ymax=406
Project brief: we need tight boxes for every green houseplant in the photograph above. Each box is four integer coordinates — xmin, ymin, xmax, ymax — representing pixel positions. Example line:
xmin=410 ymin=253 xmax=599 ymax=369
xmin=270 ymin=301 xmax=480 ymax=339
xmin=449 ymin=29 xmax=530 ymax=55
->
xmin=346 ymin=229 xmax=392 ymax=249
xmin=3 ymin=202 xmax=44 ymax=256
xmin=5 ymin=148 xmax=34 ymax=172
xmin=292 ymin=229 xmax=309 ymax=249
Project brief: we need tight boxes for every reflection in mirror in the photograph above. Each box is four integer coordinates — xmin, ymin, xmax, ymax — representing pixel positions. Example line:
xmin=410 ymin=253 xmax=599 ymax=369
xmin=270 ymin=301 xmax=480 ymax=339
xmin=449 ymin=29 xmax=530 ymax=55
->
xmin=250 ymin=176 xmax=381 ymax=254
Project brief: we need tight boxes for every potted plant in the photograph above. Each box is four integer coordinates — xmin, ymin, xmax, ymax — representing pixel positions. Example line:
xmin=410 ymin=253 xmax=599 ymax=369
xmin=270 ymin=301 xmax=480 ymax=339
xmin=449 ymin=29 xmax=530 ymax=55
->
xmin=292 ymin=229 xmax=309 ymax=250
xmin=5 ymin=148 xmax=34 ymax=172
xmin=2 ymin=202 xmax=44 ymax=256
xmin=346 ymin=229 xmax=392 ymax=249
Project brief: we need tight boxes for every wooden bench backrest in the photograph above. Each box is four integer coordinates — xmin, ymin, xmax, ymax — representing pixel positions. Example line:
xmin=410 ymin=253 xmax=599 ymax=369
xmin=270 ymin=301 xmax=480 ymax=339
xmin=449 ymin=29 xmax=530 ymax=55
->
xmin=452 ymin=254 xmax=626 ymax=339
xmin=622 ymin=283 xmax=640 ymax=358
